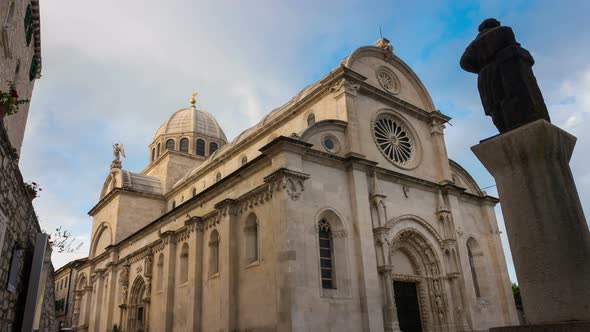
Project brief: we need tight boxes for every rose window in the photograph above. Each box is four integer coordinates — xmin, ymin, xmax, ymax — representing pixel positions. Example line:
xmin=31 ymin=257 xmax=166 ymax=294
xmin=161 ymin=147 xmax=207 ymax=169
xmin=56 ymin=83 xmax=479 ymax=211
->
xmin=373 ymin=114 xmax=414 ymax=165
xmin=376 ymin=68 xmax=400 ymax=94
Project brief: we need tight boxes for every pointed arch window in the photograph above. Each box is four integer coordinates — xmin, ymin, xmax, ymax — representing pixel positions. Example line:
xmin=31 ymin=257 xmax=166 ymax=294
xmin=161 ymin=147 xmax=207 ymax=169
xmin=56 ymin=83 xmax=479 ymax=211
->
xmin=209 ymin=230 xmax=220 ymax=276
xmin=151 ymin=148 xmax=155 ymax=161
xmin=157 ymin=143 xmax=161 ymax=157
xmin=179 ymin=243 xmax=189 ymax=284
xmin=196 ymin=139 xmax=205 ymax=156
xmin=216 ymin=172 xmax=221 ymax=182
xmin=318 ymin=219 xmax=335 ymax=289
xmin=467 ymin=237 xmax=488 ymax=298
xmin=244 ymin=213 xmax=259 ymax=264
xmin=180 ymin=138 xmax=189 ymax=153
xmin=209 ymin=142 xmax=218 ymax=154
xmin=241 ymin=156 xmax=247 ymax=166
xmin=166 ymin=139 xmax=175 ymax=151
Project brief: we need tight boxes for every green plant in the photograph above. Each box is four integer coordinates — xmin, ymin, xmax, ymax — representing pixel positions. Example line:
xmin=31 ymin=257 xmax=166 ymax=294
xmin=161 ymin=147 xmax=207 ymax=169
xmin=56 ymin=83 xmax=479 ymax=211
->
xmin=0 ymin=81 xmax=30 ymax=116
xmin=512 ymin=282 xmax=522 ymax=306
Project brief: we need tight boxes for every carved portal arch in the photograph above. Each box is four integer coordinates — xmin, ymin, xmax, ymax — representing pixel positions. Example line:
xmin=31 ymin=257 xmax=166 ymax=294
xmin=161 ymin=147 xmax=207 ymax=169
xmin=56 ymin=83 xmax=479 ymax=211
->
xmin=127 ymin=276 xmax=147 ymax=332
xmin=73 ymin=273 xmax=90 ymax=330
xmin=387 ymin=214 xmax=443 ymax=246
xmin=389 ymin=227 xmax=450 ymax=332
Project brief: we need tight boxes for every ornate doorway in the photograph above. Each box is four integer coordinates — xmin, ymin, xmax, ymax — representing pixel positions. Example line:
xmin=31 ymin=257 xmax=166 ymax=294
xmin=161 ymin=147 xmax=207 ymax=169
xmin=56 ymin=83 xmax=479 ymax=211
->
xmin=394 ymin=281 xmax=423 ymax=332
xmin=127 ymin=277 xmax=147 ymax=332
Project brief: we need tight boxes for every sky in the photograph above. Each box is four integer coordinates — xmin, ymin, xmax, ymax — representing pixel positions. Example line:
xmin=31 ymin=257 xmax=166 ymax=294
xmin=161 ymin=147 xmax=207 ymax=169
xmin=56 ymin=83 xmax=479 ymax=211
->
xmin=18 ymin=0 xmax=590 ymax=282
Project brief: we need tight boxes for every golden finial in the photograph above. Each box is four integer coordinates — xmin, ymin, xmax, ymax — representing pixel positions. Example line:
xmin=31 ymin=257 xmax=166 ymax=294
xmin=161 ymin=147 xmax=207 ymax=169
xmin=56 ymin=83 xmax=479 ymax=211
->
xmin=189 ymin=92 xmax=198 ymax=106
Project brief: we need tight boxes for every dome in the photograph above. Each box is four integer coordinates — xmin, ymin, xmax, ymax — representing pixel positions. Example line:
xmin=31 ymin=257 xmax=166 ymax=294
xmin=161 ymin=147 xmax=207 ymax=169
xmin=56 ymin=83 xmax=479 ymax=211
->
xmin=153 ymin=106 xmax=227 ymax=143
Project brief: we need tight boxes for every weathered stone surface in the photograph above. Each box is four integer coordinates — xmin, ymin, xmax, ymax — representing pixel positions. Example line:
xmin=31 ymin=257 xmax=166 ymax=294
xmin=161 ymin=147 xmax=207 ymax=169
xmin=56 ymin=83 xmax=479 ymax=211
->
xmin=472 ymin=119 xmax=590 ymax=324
xmin=491 ymin=321 xmax=590 ymax=332
xmin=0 ymin=123 xmax=56 ymax=331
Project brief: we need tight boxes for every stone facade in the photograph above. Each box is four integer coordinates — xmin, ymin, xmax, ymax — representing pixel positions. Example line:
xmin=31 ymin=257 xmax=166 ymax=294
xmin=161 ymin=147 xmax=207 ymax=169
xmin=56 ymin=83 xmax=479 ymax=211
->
xmin=55 ymin=258 xmax=87 ymax=329
xmin=0 ymin=124 xmax=55 ymax=332
xmin=69 ymin=38 xmax=518 ymax=332
xmin=0 ymin=0 xmax=42 ymax=156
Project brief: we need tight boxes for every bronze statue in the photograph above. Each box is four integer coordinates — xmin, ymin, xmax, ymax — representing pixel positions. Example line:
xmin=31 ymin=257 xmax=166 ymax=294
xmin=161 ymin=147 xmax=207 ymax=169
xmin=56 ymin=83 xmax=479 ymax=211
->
xmin=460 ymin=18 xmax=550 ymax=133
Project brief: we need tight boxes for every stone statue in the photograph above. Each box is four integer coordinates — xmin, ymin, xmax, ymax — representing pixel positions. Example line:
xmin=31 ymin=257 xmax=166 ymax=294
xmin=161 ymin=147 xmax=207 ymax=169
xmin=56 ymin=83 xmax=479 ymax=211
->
xmin=113 ymin=143 xmax=126 ymax=161
xmin=460 ymin=18 xmax=550 ymax=133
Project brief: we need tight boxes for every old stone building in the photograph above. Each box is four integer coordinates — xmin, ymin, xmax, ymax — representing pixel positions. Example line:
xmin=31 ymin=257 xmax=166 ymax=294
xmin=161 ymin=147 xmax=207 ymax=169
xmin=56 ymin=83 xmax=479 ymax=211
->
xmin=0 ymin=0 xmax=42 ymax=155
xmin=0 ymin=1 xmax=55 ymax=331
xmin=71 ymin=38 xmax=518 ymax=332
xmin=55 ymin=258 xmax=87 ymax=329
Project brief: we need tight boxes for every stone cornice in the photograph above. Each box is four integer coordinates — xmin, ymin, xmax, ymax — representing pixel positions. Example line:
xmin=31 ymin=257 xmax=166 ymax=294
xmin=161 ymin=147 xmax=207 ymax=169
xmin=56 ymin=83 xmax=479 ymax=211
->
xmin=88 ymin=187 xmax=164 ymax=216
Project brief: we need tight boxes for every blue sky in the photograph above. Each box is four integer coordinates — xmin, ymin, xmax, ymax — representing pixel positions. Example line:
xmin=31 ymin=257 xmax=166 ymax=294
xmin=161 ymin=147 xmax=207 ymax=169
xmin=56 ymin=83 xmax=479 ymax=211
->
xmin=19 ymin=1 xmax=590 ymax=281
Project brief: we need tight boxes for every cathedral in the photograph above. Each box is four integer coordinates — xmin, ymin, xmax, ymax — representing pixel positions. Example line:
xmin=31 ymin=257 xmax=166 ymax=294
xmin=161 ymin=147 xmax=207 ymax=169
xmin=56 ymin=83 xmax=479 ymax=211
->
xmin=70 ymin=38 xmax=518 ymax=332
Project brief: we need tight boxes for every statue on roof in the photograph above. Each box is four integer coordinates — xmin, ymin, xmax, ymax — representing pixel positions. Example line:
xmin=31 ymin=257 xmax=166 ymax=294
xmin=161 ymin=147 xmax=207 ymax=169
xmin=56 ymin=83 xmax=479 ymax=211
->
xmin=111 ymin=143 xmax=125 ymax=169
xmin=460 ymin=18 xmax=550 ymax=133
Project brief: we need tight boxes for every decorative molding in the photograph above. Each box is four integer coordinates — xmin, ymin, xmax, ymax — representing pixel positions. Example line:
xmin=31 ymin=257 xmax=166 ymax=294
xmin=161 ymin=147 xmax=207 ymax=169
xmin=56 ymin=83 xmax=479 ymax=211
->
xmin=264 ymin=168 xmax=310 ymax=201
xmin=386 ymin=214 xmax=443 ymax=246
xmin=330 ymin=79 xmax=360 ymax=97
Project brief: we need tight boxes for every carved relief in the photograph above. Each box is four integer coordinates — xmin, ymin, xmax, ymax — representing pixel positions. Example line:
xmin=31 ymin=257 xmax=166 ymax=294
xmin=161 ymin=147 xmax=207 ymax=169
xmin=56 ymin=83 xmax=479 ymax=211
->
xmin=330 ymin=79 xmax=360 ymax=97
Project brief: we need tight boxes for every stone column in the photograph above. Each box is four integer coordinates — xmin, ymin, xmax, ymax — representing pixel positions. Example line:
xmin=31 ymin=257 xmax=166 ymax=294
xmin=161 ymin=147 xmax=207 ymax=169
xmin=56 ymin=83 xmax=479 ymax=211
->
xmin=215 ymin=199 xmax=238 ymax=332
xmin=436 ymin=189 xmax=471 ymax=331
xmin=331 ymin=78 xmax=362 ymax=155
xmin=371 ymin=172 xmax=400 ymax=332
xmin=143 ymin=255 xmax=153 ymax=332
xmin=472 ymin=120 xmax=590 ymax=327
xmin=161 ymin=232 xmax=177 ymax=331
xmin=347 ymin=164 xmax=386 ymax=332
xmin=191 ymin=219 xmax=204 ymax=332
xmin=264 ymin=168 xmax=310 ymax=332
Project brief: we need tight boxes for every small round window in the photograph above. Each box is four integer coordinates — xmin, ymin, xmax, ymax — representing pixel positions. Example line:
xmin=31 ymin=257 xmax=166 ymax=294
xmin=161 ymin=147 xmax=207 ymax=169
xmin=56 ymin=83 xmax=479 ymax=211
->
xmin=322 ymin=134 xmax=340 ymax=153
xmin=372 ymin=113 xmax=416 ymax=167
xmin=375 ymin=67 xmax=401 ymax=94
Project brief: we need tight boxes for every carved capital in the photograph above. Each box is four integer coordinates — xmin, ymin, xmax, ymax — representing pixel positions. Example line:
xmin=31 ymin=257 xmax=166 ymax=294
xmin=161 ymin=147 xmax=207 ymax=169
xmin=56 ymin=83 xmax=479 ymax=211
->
xmin=330 ymin=79 xmax=360 ymax=98
xmin=264 ymin=168 xmax=310 ymax=201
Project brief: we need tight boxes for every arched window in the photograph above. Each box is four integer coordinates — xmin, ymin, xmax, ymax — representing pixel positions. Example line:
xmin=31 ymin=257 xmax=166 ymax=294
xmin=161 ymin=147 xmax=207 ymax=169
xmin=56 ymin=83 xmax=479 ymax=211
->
xmin=209 ymin=142 xmax=218 ymax=154
xmin=156 ymin=253 xmax=164 ymax=291
xmin=216 ymin=172 xmax=221 ymax=182
xmin=241 ymin=156 xmax=247 ymax=166
xmin=467 ymin=237 xmax=487 ymax=298
xmin=166 ymin=139 xmax=175 ymax=151
xmin=179 ymin=138 xmax=189 ymax=153
xmin=171 ymin=200 xmax=176 ymax=210
xmin=318 ymin=219 xmax=335 ymax=289
xmin=196 ymin=139 xmax=205 ymax=156
xmin=307 ymin=114 xmax=315 ymax=127
xmin=151 ymin=148 xmax=155 ymax=161
xmin=157 ymin=143 xmax=161 ymax=157
xmin=192 ymin=187 xmax=197 ymax=197
xmin=209 ymin=230 xmax=220 ymax=276
xmin=244 ymin=213 xmax=259 ymax=264
xmin=179 ymin=243 xmax=189 ymax=284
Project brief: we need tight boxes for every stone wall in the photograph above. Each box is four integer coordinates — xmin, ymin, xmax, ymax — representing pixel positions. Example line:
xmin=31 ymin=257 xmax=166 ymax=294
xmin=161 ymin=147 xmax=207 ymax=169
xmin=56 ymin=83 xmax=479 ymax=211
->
xmin=0 ymin=122 xmax=56 ymax=331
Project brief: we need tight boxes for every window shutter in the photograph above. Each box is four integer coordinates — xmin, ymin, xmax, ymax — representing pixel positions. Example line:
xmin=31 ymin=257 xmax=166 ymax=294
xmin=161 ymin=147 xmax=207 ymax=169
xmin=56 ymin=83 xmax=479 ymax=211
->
xmin=24 ymin=4 xmax=33 ymax=46
xmin=29 ymin=55 xmax=38 ymax=81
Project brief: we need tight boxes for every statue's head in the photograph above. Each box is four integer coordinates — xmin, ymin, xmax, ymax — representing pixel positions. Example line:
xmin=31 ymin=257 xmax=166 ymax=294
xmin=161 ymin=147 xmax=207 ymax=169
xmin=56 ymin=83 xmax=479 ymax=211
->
xmin=478 ymin=18 xmax=501 ymax=33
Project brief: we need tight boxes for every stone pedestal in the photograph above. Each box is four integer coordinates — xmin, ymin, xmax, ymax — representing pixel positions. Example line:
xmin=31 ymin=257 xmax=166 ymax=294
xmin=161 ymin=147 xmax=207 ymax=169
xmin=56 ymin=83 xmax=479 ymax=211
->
xmin=471 ymin=120 xmax=590 ymax=328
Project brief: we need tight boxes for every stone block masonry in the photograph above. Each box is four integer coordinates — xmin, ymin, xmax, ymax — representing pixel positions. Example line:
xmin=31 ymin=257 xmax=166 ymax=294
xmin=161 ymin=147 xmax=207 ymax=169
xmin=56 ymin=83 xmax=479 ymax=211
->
xmin=0 ymin=122 xmax=56 ymax=332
